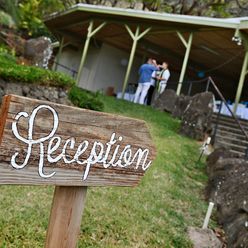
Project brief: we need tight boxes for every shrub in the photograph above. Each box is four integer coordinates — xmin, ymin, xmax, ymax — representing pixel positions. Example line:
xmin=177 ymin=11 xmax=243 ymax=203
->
xmin=0 ymin=51 xmax=16 ymax=63
xmin=68 ymin=86 xmax=104 ymax=112
xmin=0 ymin=11 xmax=16 ymax=28
xmin=0 ymin=52 xmax=104 ymax=111
xmin=0 ymin=53 xmax=75 ymax=88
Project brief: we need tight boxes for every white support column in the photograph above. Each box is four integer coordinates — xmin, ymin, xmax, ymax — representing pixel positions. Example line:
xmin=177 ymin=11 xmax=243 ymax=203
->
xmin=233 ymin=50 xmax=248 ymax=113
xmin=122 ymin=26 xmax=151 ymax=98
xmin=53 ymin=36 xmax=64 ymax=71
xmin=176 ymin=32 xmax=193 ymax=95
xmin=76 ymin=20 xmax=106 ymax=85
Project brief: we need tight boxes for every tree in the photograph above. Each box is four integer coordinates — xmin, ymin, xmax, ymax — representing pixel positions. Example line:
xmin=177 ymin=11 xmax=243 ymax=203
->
xmin=18 ymin=0 xmax=64 ymax=37
xmin=0 ymin=0 xmax=64 ymax=37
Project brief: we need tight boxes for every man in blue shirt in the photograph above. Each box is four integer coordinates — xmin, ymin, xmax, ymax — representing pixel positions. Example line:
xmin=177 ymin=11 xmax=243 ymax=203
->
xmin=134 ymin=58 xmax=158 ymax=104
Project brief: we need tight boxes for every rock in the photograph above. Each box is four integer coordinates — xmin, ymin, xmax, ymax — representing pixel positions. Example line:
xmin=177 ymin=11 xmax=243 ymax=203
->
xmin=22 ymin=85 xmax=30 ymax=96
xmin=172 ymin=94 xmax=191 ymax=118
xmin=5 ymin=82 xmax=23 ymax=96
xmin=58 ymin=89 xmax=67 ymax=98
xmin=0 ymin=78 xmax=5 ymax=87
xmin=206 ymin=147 xmax=240 ymax=175
xmin=43 ymin=88 xmax=50 ymax=100
xmin=57 ymin=97 xmax=73 ymax=106
xmin=30 ymin=86 xmax=44 ymax=99
xmin=133 ymin=2 xmax=144 ymax=10
xmin=153 ymin=91 xmax=214 ymax=139
xmin=187 ymin=227 xmax=222 ymax=248
xmin=153 ymin=89 xmax=178 ymax=112
xmin=49 ymin=90 xmax=59 ymax=101
xmin=115 ymin=1 xmax=131 ymax=9
xmin=104 ymin=0 xmax=113 ymax=7
xmin=0 ymin=80 xmax=71 ymax=105
xmin=206 ymin=149 xmax=248 ymax=247
xmin=0 ymin=87 xmax=4 ymax=103
xmin=24 ymin=36 xmax=52 ymax=67
xmin=179 ymin=92 xmax=214 ymax=141
xmin=5 ymin=32 xmax=26 ymax=56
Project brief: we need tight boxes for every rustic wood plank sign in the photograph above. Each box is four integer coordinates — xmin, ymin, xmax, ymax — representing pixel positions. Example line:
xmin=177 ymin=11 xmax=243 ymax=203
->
xmin=0 ymin=95 xmax=155 ymax=247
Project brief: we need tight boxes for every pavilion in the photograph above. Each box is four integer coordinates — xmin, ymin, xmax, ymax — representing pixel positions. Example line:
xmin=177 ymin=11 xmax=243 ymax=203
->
xmin=44 ymin=3 xmax=248 ymax=113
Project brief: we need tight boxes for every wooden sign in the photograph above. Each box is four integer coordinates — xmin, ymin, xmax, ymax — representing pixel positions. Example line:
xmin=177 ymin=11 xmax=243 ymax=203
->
xmin=0 ymin=95 xmax=155 ymax=187
xmin=0 ymin=95 xmax=155 ymax=247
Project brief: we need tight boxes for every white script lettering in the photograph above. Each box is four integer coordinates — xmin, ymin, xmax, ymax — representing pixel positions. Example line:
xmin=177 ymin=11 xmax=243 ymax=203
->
xmin=11 ymin=105 xmax=152 ymax=180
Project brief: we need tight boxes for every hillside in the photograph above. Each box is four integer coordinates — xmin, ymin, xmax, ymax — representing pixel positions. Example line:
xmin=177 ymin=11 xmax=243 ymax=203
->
xmin=0 ymin=95 xmax=211 ymax=247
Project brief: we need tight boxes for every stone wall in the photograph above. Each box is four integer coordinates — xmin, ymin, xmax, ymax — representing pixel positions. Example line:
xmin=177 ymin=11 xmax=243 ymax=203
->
xmin=206 ymin=148 xmax=248 ymax=247
xmin=179 ymin=92 xmax=214 ymax=141
xmin=153 ymin=90 xmax=214 ymax=141
xmin=0 ymin=79 xmax=72 ymax=105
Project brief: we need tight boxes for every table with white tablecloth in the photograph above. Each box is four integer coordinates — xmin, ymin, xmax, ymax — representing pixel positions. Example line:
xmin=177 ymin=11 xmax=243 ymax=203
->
xmin=214 ymin=102 xmax=248 ymax=120
xmin=116 ymin=92 xmax=135 ymax=102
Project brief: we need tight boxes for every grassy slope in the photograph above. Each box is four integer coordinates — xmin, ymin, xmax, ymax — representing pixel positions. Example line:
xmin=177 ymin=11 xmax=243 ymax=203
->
xmin=0 ymin=96 xmax=209 ymax=248
xmin=0 ymin=53 xmax=75 ymax=88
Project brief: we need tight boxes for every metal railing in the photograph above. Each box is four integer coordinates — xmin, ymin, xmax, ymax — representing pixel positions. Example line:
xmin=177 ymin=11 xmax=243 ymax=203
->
xmin=166 ymin=77 xmax=211 ymax=96
xmin=170 ymin=76 xmax=248 ymax=158
xmin=209 ymin=77 xmax=248 ymax=159
xmin=53 ymin=61 xmax=78 ymax=78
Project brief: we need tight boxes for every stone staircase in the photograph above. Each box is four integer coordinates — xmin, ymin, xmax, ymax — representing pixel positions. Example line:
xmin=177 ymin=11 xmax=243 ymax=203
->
xmin=212 ymin=113 xmax=248 ymax=156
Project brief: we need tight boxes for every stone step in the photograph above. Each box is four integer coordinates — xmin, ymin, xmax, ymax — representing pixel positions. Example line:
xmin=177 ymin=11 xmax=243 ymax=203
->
xmin=215 ymin=134 xmax=248 ymax=147
xmin=230 ymin=149 xmax=245 ymax=157
xmin=212 ymin=113 xmax=248 ymax=156
xmin=215 ymin=140 xmax=247 ymax=153
xmin=212 ymin=117 xmax=248 ymax=131
xmin=212 ymin=114 xmax=248 ymax=127
xmin=213 ymin=124 xmax=247 ymax=136
xmin=216 ymin=129 xmax=246 ymax=140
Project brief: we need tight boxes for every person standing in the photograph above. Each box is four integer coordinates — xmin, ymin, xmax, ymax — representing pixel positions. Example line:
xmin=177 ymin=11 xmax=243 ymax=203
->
xmin=146 ymin=70 xmax=157 ymax=105
xmin=134 ymin=58 xmax=158 ymax=105
xmin=157 ymin=62 xmax=170 ymax=95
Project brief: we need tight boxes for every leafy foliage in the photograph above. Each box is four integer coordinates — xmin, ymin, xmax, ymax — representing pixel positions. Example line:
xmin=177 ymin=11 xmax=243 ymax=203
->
xmin=68 ymin=86 xmax=104 ymax=111
xmin=0 ymin=52 xmax=75 ymax=87
xmin=0 ymin=0 xmax=64 ymax=38
xmin=0 ymin=44 xmax=15 ymax=56
xmin=0 ymin=10 xmax=16 ymax=28
xmin=18 ymin=0 xmax=64 ymax=37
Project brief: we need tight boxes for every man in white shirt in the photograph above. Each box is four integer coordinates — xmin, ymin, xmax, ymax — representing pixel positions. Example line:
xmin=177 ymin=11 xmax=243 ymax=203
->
xmin=157 ymin=62 xmax=170 ymax=95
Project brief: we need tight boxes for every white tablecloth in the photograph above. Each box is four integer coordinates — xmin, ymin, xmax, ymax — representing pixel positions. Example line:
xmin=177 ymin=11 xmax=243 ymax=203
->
xmin=220 ymin=104 xmax=233 ymax=116
xmin=116 ymin=92 xmax=135 ymax=102
xmin=214 ymin=103 xmax=248 ymax=120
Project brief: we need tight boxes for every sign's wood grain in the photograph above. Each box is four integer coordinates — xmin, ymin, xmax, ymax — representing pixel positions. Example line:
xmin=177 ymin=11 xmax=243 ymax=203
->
xmin=0 ymin=95 xmax=155 ymax=187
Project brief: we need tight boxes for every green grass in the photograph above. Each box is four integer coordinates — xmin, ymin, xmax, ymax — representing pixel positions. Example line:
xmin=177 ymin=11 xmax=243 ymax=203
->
xmin=0 ymin=52 xmax=104 ymax=111
xmin=0 ymin=53 xmax=75 ymax=88
xmin=0 ymin=96 xmax=210 ymax=248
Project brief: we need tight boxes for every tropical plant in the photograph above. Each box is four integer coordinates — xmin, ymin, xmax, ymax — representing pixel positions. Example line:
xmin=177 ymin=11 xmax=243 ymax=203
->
xmin=0 ymin=10 xmax=16 ymax=28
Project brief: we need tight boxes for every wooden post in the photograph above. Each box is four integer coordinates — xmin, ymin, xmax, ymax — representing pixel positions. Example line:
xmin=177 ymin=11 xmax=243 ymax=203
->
xmin=0 ymin=95 xmax=156 ymax=247
xmin=53 ymin=36 xmax=64 ymax=71
xmin=233 ymin=50 xmax=248 ymax=114
xmin=76 ymin=20 xmax=106 ymax=85
xmin=45 ymin=186 xmax=87 ymax=248
xmin=122 ymin=25 xmax=151 ymax=98
xmin=176 ymin=32 xmax=193 ymax=95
